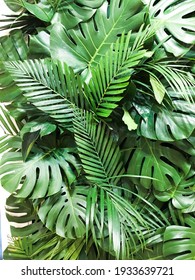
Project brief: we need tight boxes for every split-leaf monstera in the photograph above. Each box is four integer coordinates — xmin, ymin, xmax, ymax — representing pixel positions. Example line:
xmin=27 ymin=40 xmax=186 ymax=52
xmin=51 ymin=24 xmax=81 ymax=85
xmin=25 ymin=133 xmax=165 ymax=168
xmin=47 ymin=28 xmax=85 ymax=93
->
xmin=0 ymin=0 xmax=195 ymax=260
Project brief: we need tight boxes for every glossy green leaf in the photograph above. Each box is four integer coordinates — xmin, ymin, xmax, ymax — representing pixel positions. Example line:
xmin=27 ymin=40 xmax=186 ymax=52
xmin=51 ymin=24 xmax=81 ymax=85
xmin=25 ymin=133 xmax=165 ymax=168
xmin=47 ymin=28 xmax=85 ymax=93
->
xmin=144 ymin=0 xmax=195 ymax=56
xmin=163 ymin=215 xmax=195 ymax=260
xmin=38 ymin=184 xmax=88 ymax=238
xmin=0 ymin=148 xmax=81 ymax=198
xmin=50 ymin=0 xmax=145 ymax=78
xmin=154 ymin=169 xmax=195 ymax=210
xmin=133 ymin=90 xmax=195 ymax=141
xmin=126 ymin=137 xmax=191 ymax=191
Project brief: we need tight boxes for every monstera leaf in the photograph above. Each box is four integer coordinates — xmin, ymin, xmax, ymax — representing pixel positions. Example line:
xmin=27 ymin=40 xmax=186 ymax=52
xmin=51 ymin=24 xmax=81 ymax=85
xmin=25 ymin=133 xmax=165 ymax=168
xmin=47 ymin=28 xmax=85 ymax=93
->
xmin=154 ymin=169 xmax=195 ymax=211
xmin=4 ymin=194 xmax=86 ymax=260
xmin=163 ymin=215 xmax=195 ymax=259
xmin=0 ymin=147 xmax=81 ymax=198
xmin=132 ymin=90 xmax=195 ymax=141
xmin=126 ymin=137 xmax=191 ymax=191
xmin=144 ymin=0 xmax=195 ymax=56
xmin=38 ymin=183 xmax=88 ymax=239
xmin=50 ymin=0 xmax=145 ymax=79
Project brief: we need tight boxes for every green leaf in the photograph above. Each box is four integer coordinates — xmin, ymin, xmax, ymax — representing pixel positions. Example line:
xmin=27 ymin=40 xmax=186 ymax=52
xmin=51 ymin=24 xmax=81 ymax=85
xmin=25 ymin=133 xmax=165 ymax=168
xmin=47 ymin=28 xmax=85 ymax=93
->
xmin=73 ymin=110 xmax=125 ymax=185
xmin=38 ymin=183 xmax=88 ymax=239
xmin=149 ymin=74 xmax=166 ymax=104
xmin=122 ymin=108 xmax=138 ymax=131
xmin=4 ymin=59 xmax=88 ymax=129
xmin=22 ymin=131 xmax=40 ymax=161
xmin=163 ymin=215 xmax=195 ymax=260
xmin=133 ymin=90 xmax=195 ymax=141
xmin=86 ymin=30 xmax=150 ymax=117
xmin=145 ymin=0 xmax=195 ymax=56
xmin=154 ymin=169 xmax=195 ymax=210
xmin=50 ymin=0 xmax=145 ymax=78
xmin=22 ymin=0 xmax=54 ymax=22
xmin=20 ymin=121 xmax=57 ymax=138
xmin=126 ymin=137 xmax=191 ymax=191
xmin=0 ymin=147 xmax=81 ymax=198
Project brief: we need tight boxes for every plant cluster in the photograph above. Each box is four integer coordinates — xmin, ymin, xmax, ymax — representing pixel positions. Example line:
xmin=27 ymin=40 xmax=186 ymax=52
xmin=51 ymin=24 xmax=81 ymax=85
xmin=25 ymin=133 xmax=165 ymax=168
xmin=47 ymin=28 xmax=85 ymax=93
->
xmin=0 ymin=0 xmax=195 ymax=260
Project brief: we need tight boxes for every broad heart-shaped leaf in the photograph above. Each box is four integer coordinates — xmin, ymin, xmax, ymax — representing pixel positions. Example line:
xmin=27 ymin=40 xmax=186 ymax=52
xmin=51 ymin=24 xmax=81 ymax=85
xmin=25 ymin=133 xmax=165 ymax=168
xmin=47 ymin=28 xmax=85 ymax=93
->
xmin=38 ymin=183 xmax=88 ymax=239
xmin=132 ymin=90 xmax=195 ymax=141
xmin=154 ymin=169 xmax=195 ymax=211
xmin=4 ymin=59 xmax=88 ymax=129
xmin=50 ymin=0 xmax=145 ymax=79
xmin=163 ymin=215 xmax=195 ymax=260
xmin=73 ymin=110 xmax=125 ymax=185
xmin=0 ymin=147 xmax=81 ymax=198
xmin=126 ymin=137 xmax=191 ymax=192
xmin=144 ymin=0 xmax=195 ymax=56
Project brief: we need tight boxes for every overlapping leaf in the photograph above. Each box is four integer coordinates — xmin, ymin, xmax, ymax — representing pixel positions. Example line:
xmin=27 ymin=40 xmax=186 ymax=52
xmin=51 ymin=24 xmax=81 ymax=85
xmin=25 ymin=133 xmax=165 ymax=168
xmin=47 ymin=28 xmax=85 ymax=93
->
xmin=38 ymin=183 xmax=88 ymax=239
xmin=144 ymin=0 xmax=195 ymax=56
xmin=0 ymin=147 xmax=81 ymax=198
xmin=86 ymin=30 xmax=151 ymax=117
xmin=4 ymin=59 xmax=88 ymax=128
xmin=50 ymin=0 xmax=145 ymax=78
xmin=73 ymin=110 xmax=125 ymax=185
xmin=163 ymin=215 xmax=195 ymax=259
xmin=126 ymin=137 xmax=191 ymax=191
xmin=132 ymin=90 xmax=195 ymax=141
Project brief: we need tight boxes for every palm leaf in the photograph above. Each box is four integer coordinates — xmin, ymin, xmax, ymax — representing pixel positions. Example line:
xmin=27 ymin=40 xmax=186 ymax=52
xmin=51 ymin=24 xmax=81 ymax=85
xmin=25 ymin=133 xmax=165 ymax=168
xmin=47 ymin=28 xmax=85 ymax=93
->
xmin=85 ymin=29 xmax=152 ymax=117
xmin=73 ymin=110 xmax=125 ymax=185
xmin=50 ymin=0 xmax=145 ymax=79
xmin=4 ymin=59 xmax=88 ymax=129
xmin=0 ymin=147 xmax=81 ymax=198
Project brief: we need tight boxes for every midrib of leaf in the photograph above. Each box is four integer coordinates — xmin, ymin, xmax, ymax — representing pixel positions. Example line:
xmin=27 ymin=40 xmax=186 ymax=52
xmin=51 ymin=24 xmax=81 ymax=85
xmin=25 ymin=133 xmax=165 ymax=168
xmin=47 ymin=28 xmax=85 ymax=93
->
xmin=65 ymin=186 xmax=82 ymax=228
xmin=87 ymin=1 xmax=130 ymax=70
xmin=144 ymin=139 xmax=165 ymax=181
xmin=83 ymin=127 xmax=110 ymax=183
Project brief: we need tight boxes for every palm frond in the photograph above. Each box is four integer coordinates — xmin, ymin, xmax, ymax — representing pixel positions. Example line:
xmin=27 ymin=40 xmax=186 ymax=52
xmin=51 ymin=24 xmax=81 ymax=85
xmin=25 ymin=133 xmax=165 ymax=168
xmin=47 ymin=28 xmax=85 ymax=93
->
xmin=4 ymin=59 xmax=88 ymax=129
xmin=86 ymin=29 xmax=152 ymax=117
xmin=73 ymin=110 xmax=125 ymax=185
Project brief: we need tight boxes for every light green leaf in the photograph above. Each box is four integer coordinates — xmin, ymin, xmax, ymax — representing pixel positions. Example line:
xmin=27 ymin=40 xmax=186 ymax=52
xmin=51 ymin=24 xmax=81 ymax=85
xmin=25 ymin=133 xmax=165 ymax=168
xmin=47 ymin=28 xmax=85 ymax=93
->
xmin=0 ymin=148 xmax=80 ymax=198
xmin=149 ymin=74 xmax=166 ymax=104
xmin=145 ymin=0 xmax=195 ymax=56
xmin=122 ymin=108 xmax=138 ymax=131
xmin=38 ymin=184 xmax=88 ymax=239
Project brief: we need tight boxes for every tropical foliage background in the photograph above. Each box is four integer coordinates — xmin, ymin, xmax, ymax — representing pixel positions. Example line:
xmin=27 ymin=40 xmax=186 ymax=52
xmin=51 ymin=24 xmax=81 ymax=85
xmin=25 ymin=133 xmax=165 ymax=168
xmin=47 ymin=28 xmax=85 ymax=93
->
xmin=0 ymin=0 xmax=194 ymax=260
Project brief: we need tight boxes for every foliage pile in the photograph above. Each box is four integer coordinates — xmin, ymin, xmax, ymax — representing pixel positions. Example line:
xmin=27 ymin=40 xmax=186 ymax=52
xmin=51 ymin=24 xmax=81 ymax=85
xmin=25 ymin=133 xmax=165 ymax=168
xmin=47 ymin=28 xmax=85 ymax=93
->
xmin=0 ymin=0 xmax=195 ymax=259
